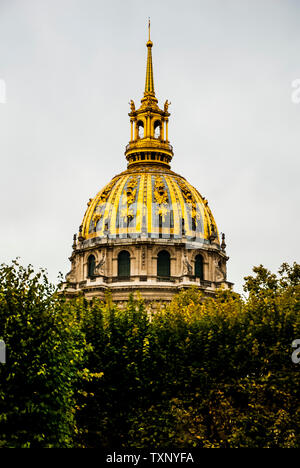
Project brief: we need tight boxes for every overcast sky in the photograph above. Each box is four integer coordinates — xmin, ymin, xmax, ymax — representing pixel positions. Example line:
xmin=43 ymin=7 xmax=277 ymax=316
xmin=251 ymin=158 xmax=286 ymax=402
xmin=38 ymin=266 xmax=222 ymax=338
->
xmin=0 ymin=0 xmax=299 ymax=294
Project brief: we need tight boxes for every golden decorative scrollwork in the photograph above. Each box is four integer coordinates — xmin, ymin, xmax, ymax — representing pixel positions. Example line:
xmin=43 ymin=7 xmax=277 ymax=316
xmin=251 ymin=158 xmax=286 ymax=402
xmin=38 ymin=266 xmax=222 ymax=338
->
xmin=206 ymin=204 xmax=218 ymax=238
xmin=124 ymin=176 xmax=138 ymax=204
xmin=99 ymin=181 xmax=115 ymax=203
xmin=177 ymin=180 xmax=200 ymax=227
xmin=121 ymin=176 xmax=138 ymax=222
xmin=154 ymin=176 xmax=169 ymax=222
xmin=92 ymin=212 xmax=102 ymax=228
xmin=156 ymin=205 xmax=168 ymax=221
xmin=88 ymin=181 xmax=116 ymax=230
xmin=154 ymin=176 xmax=168 ymax=205
xmin=121 ymin=206 xmax=134 ymax=222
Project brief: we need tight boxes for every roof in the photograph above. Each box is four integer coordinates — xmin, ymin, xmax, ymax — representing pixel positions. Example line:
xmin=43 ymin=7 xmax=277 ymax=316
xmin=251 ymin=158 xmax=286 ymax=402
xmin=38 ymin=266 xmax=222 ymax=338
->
xmin=81 ymin=166 xmax=220 ymax=246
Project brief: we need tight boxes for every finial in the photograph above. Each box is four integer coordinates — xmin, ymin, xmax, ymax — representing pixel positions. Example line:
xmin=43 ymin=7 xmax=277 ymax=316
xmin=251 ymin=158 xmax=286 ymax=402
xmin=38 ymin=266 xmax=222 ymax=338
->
xmin=78 ymin=224 xmax=84 ymax=241
xmin=144 ymin=19 xmax=154 ymax=96
xmin=221 ymin=233 xmax=227 ymax=251
xmin=124 ymin=26 xmax=174 ymax=167
xmin=72 ymin=234 xmax=77 ymax=250
xmin=146 ymin=17 xmax=153 ymax=47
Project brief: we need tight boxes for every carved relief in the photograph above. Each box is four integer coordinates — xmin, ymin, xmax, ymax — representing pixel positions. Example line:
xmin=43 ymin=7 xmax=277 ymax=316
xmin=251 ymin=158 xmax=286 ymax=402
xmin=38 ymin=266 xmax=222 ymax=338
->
xmin=65 ymin=256 xmax=77 ymax=282
xmin=177 ymin=180 xmax=200 ymax=228
xmin=94 ymin=251 xmax=106 ymax=276
xmin=182 ymin=251 xmax=192 ymax=276
xmin=92 ymin=212 xmax=102 ymax=229
xmin=99 ymin=181 xmax=115 ymax=204
xmin=154 ymin=176 xmax=169 ymax=222
xmin=215 ymin=258 xmax=226 ymax=282
xmin=203 ymin=199 xmax=218 ymax=238
xmin=154 ymin=177 xmax=168 ymax=204
xmin=121 ymin=176 xmax=138 ymax=222
xmin=65 ymin=268 xmax=76 ymax=282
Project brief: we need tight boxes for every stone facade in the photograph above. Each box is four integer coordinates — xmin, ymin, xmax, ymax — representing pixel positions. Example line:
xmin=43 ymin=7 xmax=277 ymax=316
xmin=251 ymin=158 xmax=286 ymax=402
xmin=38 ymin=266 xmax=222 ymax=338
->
xmin=62 ymin=29 xmax=233 ymax=304
xmin=64 ymin=236 xmax=232 ymax=305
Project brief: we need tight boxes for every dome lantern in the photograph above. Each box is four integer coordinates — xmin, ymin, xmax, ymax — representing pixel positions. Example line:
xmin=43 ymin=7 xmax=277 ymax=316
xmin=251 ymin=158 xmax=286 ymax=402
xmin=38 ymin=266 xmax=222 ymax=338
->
xmin=125 ymin=20 xmax=173 ymax=168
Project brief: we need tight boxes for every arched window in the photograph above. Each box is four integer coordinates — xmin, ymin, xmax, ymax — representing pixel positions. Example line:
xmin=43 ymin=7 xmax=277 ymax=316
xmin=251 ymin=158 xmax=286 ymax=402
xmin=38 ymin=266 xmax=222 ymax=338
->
xmin=157 ymin=250 xmax=170 ymax=278
xmin=154 ymin=120 xmax=161 ymax=139
xmin=87 ymin=254 xmax=96 ymax=278
xmin=118 ymin=250 xmax=130 ymax=278
xmin=195 ymin=254 xmax=204 ymax=280
xmin=137 ymin=121 xmax=144 ymax=139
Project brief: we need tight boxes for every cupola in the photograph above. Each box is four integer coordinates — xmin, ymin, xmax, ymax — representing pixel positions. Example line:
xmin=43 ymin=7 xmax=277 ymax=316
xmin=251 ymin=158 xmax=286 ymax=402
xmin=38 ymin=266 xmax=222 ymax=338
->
xmin=125 ymin=20 xmax=173 ymax=168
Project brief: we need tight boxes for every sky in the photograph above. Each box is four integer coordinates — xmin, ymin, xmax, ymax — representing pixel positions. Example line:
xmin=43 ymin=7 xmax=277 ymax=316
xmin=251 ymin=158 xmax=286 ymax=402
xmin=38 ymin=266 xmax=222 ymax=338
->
xmin=0 ymin=0 xmax=299 ymax=294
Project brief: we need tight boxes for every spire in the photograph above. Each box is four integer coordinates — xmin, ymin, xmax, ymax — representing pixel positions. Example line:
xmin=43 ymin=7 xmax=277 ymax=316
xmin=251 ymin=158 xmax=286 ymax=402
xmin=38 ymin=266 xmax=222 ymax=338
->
xmin=125 ymin=23 xmax=173 ymax=168
xmin=144 ymin=18 xmax=155 ymax=97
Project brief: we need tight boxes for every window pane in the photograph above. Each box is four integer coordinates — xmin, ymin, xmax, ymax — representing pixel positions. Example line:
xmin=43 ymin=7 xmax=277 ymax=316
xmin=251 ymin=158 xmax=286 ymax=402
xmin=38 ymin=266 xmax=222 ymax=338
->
xmin=118 ymin=251 xmax=130 ymax=277
xmin=88 ymin=255 xmax=95 ymax=277
xmin=157 ymin=250 xmax=170 ymax=277
xmin=195 ymin=255 xmax=204 ymax=280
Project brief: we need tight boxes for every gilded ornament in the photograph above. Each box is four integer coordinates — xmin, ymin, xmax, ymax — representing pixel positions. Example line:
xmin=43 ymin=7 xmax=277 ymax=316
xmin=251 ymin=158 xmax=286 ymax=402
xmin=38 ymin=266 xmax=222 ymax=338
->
xmin=154 ymin=177 xmax=168 ymax=205
xmin=177 ymin=180 xmax=200 ymax=226
xmin=156 ymin=205 xmax=168 ymax=222
xmin=99 ymin=181 xmax=115 ymax=203
xmin=121 ymin=207 xmax=134 ymax=222
xmin=121 ymin=176 xmax=138 ymax=221
xmin=154 ymin=176 xmax=169 ymax=222
xmin=92 ymin=212 xmax=102 ymax=228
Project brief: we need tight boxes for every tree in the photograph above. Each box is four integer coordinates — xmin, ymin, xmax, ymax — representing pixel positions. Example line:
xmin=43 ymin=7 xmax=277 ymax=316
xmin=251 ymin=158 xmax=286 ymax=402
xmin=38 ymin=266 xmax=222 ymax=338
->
xmin=0 ymin=260 xmax=87 ymax=447
xmin=0 ymin=260 xmax=299 ymax=448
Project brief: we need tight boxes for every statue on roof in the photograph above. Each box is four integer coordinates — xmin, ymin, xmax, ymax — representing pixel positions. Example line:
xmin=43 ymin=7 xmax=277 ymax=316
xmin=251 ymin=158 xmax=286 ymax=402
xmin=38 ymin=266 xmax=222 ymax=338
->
xmin=164 ymin=100 xmax=171 ymax=112
xmin=129 ymin=99 xmax=135 ymax=112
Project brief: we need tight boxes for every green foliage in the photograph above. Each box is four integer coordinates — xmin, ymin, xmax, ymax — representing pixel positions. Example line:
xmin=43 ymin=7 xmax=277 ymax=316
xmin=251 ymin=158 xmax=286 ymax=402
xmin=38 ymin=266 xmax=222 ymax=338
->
xmin=0 ymin=260 xmax=299 ymax=448
xmin=0 ymin=260 xmax=87 ymax=447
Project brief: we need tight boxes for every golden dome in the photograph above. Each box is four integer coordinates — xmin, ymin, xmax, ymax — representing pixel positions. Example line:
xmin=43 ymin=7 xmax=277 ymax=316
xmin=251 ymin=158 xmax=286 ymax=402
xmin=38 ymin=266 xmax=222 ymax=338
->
xmin=79 ymin=24 xmax=219 ymax=248
xmin=63 ymin=23 xmax=232 ymax=305
xmin=81 ymin=165 xmax=219 ymax=245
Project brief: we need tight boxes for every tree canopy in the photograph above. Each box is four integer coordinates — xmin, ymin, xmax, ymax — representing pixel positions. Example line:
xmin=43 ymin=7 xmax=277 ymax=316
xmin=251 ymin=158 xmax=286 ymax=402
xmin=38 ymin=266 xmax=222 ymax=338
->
xmin=0 ymin=260 xmax=299 ymax=448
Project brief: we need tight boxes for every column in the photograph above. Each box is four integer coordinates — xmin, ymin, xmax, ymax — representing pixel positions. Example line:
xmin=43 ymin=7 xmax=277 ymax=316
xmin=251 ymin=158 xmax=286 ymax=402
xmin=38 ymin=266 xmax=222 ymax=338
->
xmin=147 ymin=114 xmax=151 ymax=137
xmin=161 ymin=121 xmax=164 ymax=141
